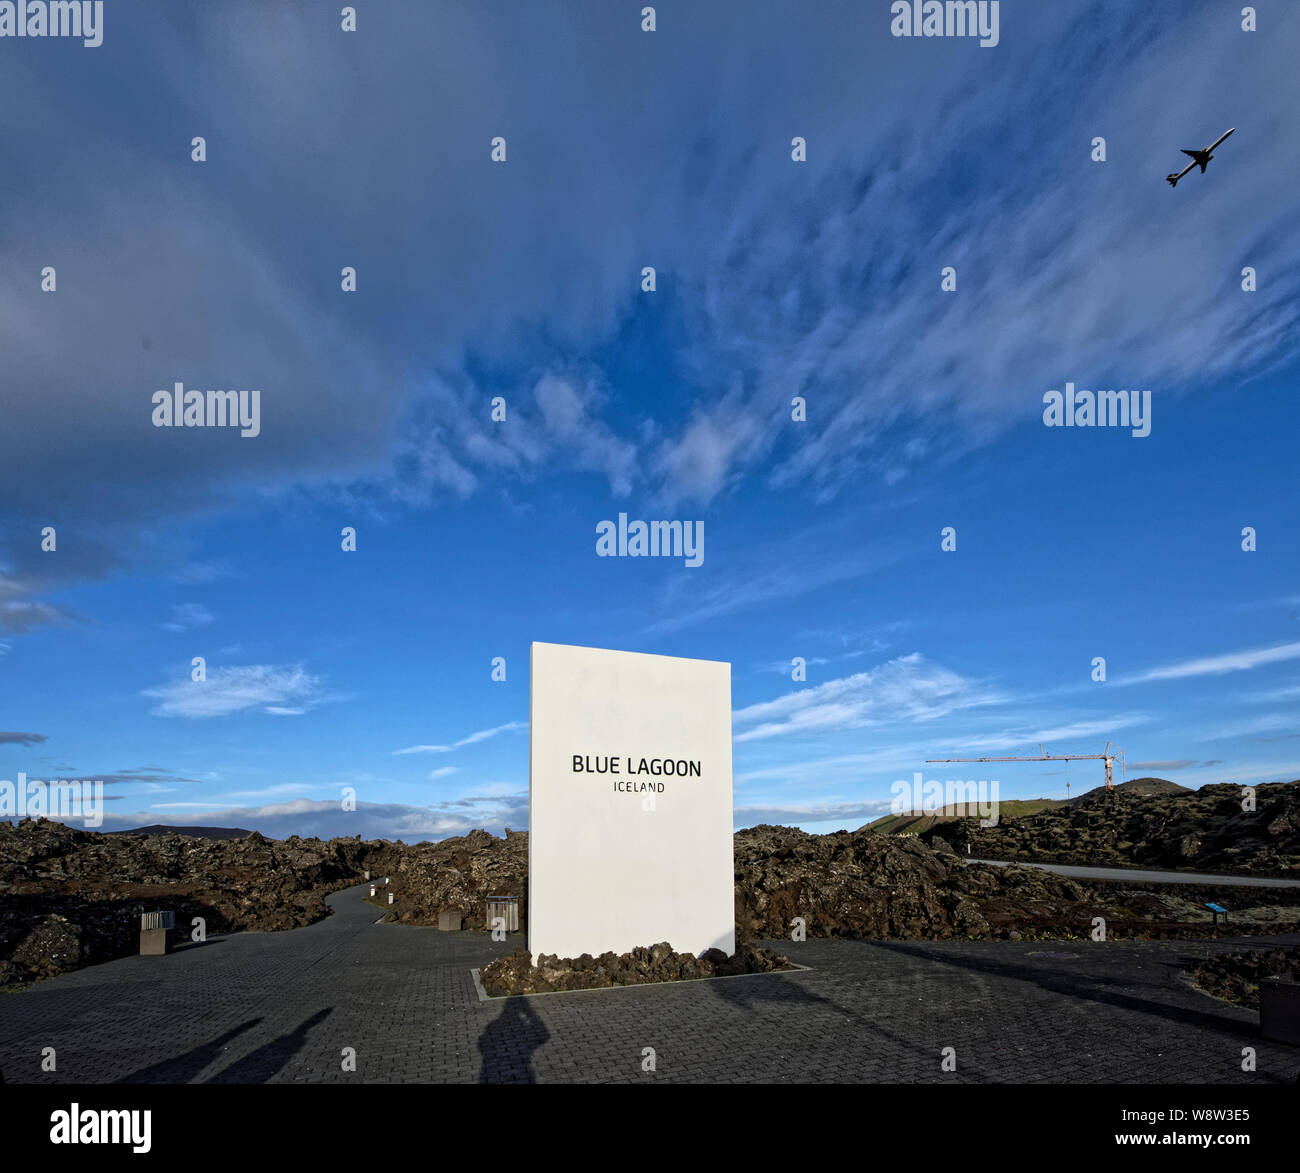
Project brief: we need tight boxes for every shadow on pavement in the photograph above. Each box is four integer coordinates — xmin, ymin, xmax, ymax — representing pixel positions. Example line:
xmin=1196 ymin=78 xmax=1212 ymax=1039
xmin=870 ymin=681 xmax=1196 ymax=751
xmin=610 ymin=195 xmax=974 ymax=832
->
xmin=707 ymin=967 xmax=837 ymax=1011
xmin=118 ymin=1017 xmax=265 ymax=1084
xmin=205 ymin=1007 xmax=334 ymax=1084
xmin=478 ymin=994 xmax=550 ymax=1084
xmin=867 ymin=938 xmax=1300 ymax=1070
xmin=708 ymin=960 xmax=998 ymax=1082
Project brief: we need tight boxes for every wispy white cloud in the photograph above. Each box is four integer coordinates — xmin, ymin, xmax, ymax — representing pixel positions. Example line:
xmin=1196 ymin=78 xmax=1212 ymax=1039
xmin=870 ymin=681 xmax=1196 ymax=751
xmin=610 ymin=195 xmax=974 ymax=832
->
xmin=760 ymin=656 xmax=828 ymax=674
xmin=1120 ymin=640 xmax=1300 ymax=684
xmin=144 ymin=664 xmax=328 ymax=719
xmin=653 ymin=392 xmax=766 ymax=507
xmin=207 ymin=784 xmax=309 ymax=801
xmin=0 ymin=575 xmax=75 ymax=633
xmin=647 ymin=531 xmax=908 ymax=635
xmin=733 ymin=653 xmax=1003 ymax=743
xmin=1245 ymin=681 xmax=1300 ymax=704
xmin=455 ymin=720 xmax=527 ymax=747
xmin=162 ymin=603 xmax=215 ymax=632
xmin=735 ymin=745 xmax=927 ymax=786
xmin=1197 ymin=712 xmax=1299 ymax=741
xmin=79 ymin=766 xmax=205 ymax=787
xmin=393 ymin=720 xmax=527 ymax=755
xmin=170 ymin=561 xmax=234 ymax=585
xmin=392 ymin=370 xmax=639 ymax=507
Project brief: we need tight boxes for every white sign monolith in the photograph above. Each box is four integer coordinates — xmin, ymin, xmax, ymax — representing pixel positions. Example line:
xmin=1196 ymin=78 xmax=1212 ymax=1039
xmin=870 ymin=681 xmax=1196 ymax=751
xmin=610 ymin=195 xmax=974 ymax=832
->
xmin=528 ymin=642 xmax=735 ymax=961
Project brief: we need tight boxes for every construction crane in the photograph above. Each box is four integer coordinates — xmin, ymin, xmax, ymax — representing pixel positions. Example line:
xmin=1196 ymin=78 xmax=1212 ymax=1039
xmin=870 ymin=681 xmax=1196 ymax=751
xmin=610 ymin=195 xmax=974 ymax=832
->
xmin=925 ymin=742 xmax=1126 ymax=791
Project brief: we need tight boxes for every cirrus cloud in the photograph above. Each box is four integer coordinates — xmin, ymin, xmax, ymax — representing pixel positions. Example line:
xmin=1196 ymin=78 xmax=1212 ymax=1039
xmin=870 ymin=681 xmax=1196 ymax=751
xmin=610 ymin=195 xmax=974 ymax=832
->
xmin=144 ymin=664 xmax=329 ymax=719
xmin=733 ymin=653 xmax=1003 ymax=743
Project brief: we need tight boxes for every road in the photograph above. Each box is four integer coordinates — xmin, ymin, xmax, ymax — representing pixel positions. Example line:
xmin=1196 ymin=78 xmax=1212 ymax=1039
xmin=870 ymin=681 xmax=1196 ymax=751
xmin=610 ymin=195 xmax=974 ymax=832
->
xmin=968 ymin=858 xmax=1300 ymax=888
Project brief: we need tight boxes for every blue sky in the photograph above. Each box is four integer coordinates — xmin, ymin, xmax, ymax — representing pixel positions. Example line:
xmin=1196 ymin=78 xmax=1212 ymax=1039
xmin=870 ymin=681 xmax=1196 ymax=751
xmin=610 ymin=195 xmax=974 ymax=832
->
xmin=1 ymin=0 xmax=1297 ymax=840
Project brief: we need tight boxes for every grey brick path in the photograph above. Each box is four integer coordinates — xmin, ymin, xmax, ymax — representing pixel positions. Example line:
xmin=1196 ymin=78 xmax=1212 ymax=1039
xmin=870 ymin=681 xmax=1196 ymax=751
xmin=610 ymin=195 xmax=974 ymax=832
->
xmin=1 ymin=883 xmax=1296 ymax=1084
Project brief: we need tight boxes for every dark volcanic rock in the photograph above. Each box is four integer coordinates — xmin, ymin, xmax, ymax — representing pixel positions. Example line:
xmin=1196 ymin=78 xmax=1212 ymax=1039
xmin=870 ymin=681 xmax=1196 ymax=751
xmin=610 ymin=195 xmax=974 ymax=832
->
xmin=733 ymin=822 xmax=1091 ymax=941
xmin=480 ymin=941 xmax=792 ymax=996
xmin=9 ymin=914 xmax=87 ymax=977
xmin=0 ymin=819 xmax=526 ymax=989
xmin=378 ymin=827 xmax=527 ymax=930
xmin=923 ymin=780 xmax=1300 ymax=877
xmin=0 ymin=818 xmax=395 ymax=989
xmin=1190 ymin=946 xmax=1300 ymax=1010
xmin=9 ymin=791 xmax=1299 ymax=992
xmin=108 ymin=824 xmax=255 ymax=840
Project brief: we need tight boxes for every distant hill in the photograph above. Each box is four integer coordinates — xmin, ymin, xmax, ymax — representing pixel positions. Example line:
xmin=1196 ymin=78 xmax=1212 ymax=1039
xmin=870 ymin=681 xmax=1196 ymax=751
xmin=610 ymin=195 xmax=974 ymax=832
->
xmin=862 ymin=797 xmax=1066 ymax=835
xmin=109 ymin=824 xmax=254 ymax=840
xmin=1066 ymin=776 xmax=1191 ymax=804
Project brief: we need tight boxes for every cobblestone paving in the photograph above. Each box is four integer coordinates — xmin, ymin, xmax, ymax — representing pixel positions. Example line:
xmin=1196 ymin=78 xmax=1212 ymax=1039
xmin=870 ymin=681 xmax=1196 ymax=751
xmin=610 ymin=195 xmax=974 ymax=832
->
xmin=1 ymin=884 xmax=1296 ymax=1084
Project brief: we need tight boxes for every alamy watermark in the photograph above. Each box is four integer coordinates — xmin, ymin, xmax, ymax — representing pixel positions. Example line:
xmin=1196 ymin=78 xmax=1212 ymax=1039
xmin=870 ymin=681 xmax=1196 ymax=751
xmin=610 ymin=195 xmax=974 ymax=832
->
xmin=152 ymin=382 xmax=261 ymax=437
xmin=890 ymin=1 xmax=999 ymax=48
xmin=1043 ymin=382 xmax=1151 ymax=437
xmin=891 ymin=772 xmax=1001 ymax=826
xmin=50 ymin=1105 xmax=150 ymax=1154
xmin=0 ymin=1 xmax=103 ymax=47
xmin=1 ymin=773 xmax=104 ymax=827
xmin=596 ymin=512 xmax=703 ymax=567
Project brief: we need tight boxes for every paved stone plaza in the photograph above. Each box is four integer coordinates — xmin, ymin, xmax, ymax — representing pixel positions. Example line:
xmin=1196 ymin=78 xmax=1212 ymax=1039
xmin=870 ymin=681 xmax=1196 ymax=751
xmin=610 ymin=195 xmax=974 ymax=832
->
xmin=1 ymin=884 xmax=1297 ymax=1084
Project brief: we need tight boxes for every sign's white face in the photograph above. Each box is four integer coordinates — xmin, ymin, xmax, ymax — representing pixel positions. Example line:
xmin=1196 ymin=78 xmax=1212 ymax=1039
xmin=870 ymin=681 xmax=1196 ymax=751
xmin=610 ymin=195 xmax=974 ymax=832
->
xmin=528 ymin=642 xmax=736 ymax=961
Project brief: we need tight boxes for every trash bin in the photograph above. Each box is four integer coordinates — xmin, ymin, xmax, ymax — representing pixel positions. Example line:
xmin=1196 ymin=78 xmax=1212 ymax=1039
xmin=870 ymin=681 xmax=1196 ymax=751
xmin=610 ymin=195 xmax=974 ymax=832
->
xmin=139 ymin=910 xmax=175 ymax=956
xmin=485 ymin=896 xmax=520 ymax=933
